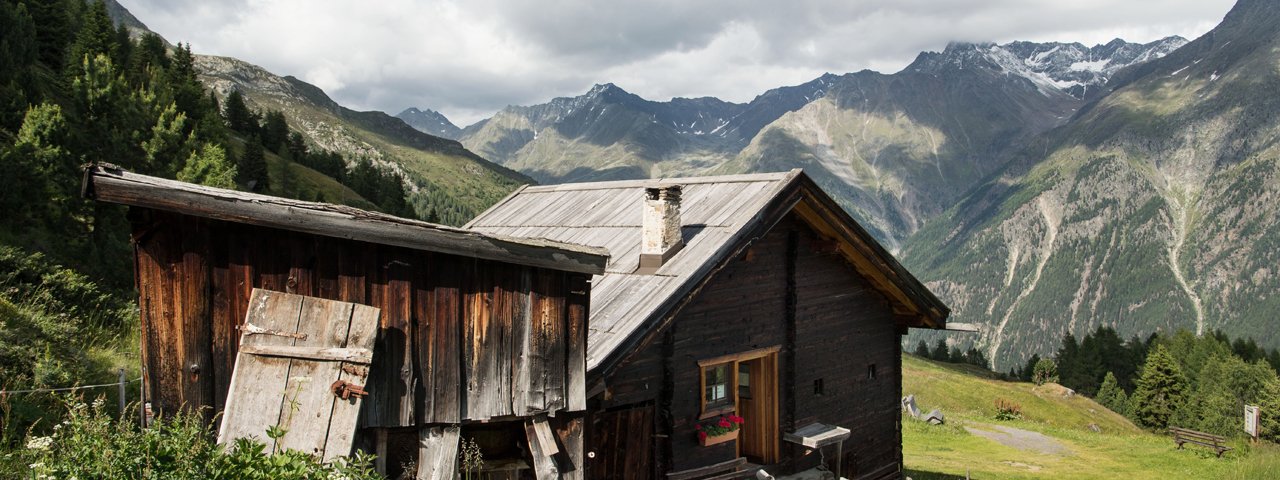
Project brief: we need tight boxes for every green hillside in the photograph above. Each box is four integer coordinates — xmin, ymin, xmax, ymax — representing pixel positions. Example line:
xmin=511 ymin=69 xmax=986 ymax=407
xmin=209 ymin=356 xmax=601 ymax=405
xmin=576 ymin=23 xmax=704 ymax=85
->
xmin=902 ymin=355 xmax=1280 ymax=479
xmin=900 ymin=0 xmax=1280 ymax=370
xmin=195 ymin=54 xmax=529 ymax=225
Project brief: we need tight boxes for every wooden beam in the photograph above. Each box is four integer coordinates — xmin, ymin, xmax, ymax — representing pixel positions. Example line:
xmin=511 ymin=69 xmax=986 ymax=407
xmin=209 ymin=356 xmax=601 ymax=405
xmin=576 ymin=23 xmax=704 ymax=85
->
xmin=85 ymin=165 xmax=609 ymax=275
xmin=238 ymin=345 xmax=372 ymax=364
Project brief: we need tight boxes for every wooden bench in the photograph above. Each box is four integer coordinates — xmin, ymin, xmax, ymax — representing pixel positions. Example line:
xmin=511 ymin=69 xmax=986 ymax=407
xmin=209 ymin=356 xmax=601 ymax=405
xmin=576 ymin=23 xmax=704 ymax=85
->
xmin=1170 ymin=427 xmax=1233 ymax=457
xmin=667 ymin=457 xmax=760 ymax=480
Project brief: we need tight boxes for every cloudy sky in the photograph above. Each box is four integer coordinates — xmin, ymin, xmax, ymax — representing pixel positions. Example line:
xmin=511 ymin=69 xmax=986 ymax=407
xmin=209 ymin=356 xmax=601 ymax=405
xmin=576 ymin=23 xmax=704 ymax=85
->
xmin=119 ymin=0 xmax=1235 ymax=126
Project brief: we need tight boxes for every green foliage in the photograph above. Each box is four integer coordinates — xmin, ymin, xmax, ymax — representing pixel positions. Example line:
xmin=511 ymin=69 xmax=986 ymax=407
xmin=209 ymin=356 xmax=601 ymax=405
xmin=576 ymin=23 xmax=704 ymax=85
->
xmin=0 ymin=244 xmax=134 ymax=439
xmin=1171 ymin=354 xmax=1278 ymax=437
xmin=6 ymin=398 xmax=379 ymax=480
xmin=1095 ymin=372 xmax=1129 ymax=415
xmin=1128 ymin=345 xmax=1188 ymax=430
xmin=178 ymin=143 xmax=237 ymax=189
xmin=237 ymin=137 xmax=269 ymax=191
xmin=993 ymin=398 xmax=1023 ymax=421
xmin=1033 ymin=358 xmax=1058 ymax=386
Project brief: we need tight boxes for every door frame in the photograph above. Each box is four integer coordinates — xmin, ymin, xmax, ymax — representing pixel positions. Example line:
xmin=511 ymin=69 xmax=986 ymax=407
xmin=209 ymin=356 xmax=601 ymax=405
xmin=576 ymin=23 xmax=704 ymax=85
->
xmin=696 ymin=346 xmax=780 ymax=464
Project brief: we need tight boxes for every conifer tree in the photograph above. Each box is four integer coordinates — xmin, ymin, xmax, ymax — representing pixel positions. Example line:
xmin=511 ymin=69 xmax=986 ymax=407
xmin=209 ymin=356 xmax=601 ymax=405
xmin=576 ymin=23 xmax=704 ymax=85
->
xmin=237 ymin=138 xmax=269 ymax=191
xmin=1095 ymin=372 xmax=1127 ymax=414
xmin=223 ymin=90 xmax=256 ymax=133
xmin=1129 ymin=344 xmax=1188 ymax=429
xmin=178 ymin=144 xmax=236 ymax=189
xmin=914 ymin=341 xmax=930 ymax=358
xmin=931 ymin=339 xmax=949 ymax=362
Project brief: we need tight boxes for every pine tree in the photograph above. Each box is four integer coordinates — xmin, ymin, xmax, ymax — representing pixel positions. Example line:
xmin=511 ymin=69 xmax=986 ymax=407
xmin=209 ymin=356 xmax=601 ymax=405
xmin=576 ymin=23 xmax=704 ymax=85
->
xmin=1095 ymin=372 xmax=1125 ymax=413
xmin=914 ymin=341 xmax=930 ymax=358
xmin=178 ymin=144 xmax=236 ymax=189
xmin=261 ymin=110 xmax=289 ymax=151
xmin=1129 ymin=344 xmax=1188 ymax=430
xmin=223 ymin=89 xmax=256 ymax=133
xmin=931 ymin=339 xmax=949 ymax=362
xmin=237 ymin=139 xmax=269 ymax=191
xmin=1020 ymin=354 xmax=1042 ymax=381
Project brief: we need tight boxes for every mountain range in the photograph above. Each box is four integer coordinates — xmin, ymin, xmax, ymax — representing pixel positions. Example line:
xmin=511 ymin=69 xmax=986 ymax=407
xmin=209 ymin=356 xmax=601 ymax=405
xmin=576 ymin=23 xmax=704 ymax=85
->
xmin=106 ymin=0 xmax=1276 ymax=369
xmin=401 ymin=36 xmax=1186 ymax=249
xmin=901 ymin=0 xmax=1280 ymax=369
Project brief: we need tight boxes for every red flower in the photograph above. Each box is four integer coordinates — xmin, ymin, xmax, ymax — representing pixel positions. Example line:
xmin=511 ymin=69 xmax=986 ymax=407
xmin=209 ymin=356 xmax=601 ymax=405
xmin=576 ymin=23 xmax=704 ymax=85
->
xmin=695 ymin=424 xmax=703 ymax=430
xmin=698 ymin=431 xmax=708 ymax=441
xmin=718 ymin=418 xmax=731 ymax=428
xmin=728 ymin=415 xmax=744 ymax=424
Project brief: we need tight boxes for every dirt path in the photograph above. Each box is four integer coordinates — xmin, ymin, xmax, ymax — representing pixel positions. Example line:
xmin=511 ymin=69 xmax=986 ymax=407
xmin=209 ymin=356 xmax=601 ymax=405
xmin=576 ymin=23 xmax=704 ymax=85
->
xmin=964 ymin=423 xmax=1072 ymax=455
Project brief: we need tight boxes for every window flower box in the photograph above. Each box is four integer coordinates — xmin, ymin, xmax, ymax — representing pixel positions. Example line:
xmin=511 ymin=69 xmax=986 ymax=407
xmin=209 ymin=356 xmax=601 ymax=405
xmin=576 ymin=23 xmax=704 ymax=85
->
xmin=696 ymin=414 xmax=744 ymax=446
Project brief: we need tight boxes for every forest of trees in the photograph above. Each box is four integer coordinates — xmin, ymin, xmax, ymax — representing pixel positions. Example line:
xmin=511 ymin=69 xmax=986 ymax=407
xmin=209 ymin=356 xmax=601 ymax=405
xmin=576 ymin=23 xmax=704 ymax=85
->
xmin=0 ymin=0 xmax=430 ymax=443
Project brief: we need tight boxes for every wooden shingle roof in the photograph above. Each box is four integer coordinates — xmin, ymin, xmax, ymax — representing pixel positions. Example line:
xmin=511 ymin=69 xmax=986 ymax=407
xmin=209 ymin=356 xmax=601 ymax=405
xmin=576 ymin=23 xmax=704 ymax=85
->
xmin=83 ymin=165 xmax=609 ymax=274
xmin=467 ymin=169 xmax=949 ymax=376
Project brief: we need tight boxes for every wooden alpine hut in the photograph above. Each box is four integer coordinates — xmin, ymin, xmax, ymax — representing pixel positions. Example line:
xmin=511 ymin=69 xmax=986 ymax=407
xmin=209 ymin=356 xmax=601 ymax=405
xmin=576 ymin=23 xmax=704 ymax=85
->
xmin=467 ymin=169 xmax=950 ymax=479
xmin=83 ymin=164 xmax=609 ymax=479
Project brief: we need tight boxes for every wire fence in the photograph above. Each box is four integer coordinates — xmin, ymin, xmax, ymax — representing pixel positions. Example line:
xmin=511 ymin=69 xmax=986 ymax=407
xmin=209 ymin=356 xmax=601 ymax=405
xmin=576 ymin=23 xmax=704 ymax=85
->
xmin=0 ymin=377 xmax=140 ymax=395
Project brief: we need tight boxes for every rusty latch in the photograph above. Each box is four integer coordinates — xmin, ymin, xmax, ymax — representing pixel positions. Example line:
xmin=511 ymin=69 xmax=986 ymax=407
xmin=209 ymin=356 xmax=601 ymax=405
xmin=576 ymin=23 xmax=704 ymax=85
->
xmin=330 ymin=380 xmax=368 ymax=400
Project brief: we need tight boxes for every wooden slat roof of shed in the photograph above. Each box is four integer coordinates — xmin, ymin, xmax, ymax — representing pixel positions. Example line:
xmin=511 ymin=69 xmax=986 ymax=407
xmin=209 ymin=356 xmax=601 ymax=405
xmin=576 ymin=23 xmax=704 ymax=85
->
xmin=466 ymin=169 xmax=950 ymax=375
xmin=83 ymin=165 xmax=608 ymax=275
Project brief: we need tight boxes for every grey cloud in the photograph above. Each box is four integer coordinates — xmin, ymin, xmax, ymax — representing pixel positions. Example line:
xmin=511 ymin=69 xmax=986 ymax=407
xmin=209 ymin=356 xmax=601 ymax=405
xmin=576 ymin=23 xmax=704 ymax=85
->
xmin=118 ymin=0 xmax=1235 ymax=126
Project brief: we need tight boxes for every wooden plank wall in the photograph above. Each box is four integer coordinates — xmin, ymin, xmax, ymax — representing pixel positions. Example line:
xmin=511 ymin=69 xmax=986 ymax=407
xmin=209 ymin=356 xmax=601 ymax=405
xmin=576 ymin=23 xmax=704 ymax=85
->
xmin=791 ymin=217 xmax=899 ymax=477
xmin=665 ymin=222 xmax=790 ymax=472
xmin=131 ymin=210 xmax=588 ymax=429
xmin=595 ymin=213 xmax=905 ymax=477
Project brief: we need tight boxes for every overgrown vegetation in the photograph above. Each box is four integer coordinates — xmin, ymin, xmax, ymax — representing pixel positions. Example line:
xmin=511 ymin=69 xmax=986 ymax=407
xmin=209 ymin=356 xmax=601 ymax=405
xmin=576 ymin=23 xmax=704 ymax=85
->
xmin=1016 ymin=326 xmax=1280 ymax=441
xmin=2 ymin=397 xmax=378 ymax=479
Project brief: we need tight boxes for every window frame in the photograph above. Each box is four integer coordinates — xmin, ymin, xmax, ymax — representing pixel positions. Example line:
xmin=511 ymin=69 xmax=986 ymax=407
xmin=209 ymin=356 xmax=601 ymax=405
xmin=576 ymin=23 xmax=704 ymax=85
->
xmin=696 ymin=345 xmax=781 ymax=419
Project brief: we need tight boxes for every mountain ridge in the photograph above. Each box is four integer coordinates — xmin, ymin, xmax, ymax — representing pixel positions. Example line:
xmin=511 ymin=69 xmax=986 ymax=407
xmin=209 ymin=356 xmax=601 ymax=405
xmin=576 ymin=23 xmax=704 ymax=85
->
xmin=900 ymin=0 xmax=1280 ymax=369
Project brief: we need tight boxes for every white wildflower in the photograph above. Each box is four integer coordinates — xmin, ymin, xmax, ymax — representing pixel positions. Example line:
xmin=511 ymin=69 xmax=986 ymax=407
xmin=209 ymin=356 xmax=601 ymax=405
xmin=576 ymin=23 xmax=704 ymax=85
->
xmin=25 ymin=436 xmax=53 ymax=450
xmin=92 ymin=397 xmax=105 ymax=409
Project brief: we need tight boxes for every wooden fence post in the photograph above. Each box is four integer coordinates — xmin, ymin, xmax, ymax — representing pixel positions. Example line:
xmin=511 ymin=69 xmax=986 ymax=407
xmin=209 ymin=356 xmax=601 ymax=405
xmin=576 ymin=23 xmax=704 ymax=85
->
xmin=117 ymin=369 xmax=126 ymax=418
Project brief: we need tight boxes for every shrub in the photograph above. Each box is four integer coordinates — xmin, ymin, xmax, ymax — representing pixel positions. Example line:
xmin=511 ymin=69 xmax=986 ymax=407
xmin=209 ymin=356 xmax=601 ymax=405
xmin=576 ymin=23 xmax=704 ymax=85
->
xmin=6 ymin=397 xmax=378 ymax=480
xmin=994 ymin=398 xmax=1023 ymax=421
xmin=1033 ymin=358 xmax=1059 ymax=386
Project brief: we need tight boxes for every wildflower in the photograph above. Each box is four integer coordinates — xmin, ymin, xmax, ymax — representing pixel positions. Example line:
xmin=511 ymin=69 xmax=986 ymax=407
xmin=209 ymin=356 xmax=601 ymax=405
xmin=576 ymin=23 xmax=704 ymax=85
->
xmin=26 ymin=436 xmax=53 ymax=450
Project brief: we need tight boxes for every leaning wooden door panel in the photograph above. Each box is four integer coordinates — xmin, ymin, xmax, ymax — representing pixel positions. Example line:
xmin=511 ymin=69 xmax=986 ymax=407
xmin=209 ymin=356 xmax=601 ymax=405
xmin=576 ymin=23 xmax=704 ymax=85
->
xmin=217 ymin=289 xmax=380 ymax=462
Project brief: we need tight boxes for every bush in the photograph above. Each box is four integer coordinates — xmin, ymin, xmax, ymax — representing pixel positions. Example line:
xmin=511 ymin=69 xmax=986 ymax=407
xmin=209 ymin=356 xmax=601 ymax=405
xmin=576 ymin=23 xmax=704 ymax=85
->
xmin=994 ymin=398 xmax=1023 ymax=421
xmin=1033 ymin=358 xmax=1059 ymax=386
xmin=5 ymin=397 xmax=378 ymax=480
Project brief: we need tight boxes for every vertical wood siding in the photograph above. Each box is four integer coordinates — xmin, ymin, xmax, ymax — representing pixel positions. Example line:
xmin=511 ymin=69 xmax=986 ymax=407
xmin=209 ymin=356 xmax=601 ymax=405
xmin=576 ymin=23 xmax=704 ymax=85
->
xmin=131 ymin=210 xmax=588 ymax=429
xmin=597 ymin=213 xmax=905 ymax=477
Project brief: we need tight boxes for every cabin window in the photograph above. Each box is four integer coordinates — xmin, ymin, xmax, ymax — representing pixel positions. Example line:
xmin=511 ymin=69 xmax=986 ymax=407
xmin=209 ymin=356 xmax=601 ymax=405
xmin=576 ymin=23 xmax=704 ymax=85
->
xmin=813 ymin=378 xmax=825 ymax=395
xmin=702 ymin=363 xmax=734 ymax=415
xmin=867 ymin=364 xmax=877 ymax=380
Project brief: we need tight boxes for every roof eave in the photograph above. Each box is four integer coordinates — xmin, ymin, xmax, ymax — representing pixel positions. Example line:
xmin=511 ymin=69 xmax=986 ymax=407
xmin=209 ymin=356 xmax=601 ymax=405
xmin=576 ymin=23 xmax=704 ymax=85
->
xmin=83 ymin=165 xmax=609 ymax=275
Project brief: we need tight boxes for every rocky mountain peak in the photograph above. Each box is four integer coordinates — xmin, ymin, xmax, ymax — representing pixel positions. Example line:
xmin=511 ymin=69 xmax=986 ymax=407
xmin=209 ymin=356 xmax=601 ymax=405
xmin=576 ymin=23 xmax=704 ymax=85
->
xmin=395 ymin=107 xmax=462 ymax=140
xmin=907 ymin=37 xmax=1187 ymax=98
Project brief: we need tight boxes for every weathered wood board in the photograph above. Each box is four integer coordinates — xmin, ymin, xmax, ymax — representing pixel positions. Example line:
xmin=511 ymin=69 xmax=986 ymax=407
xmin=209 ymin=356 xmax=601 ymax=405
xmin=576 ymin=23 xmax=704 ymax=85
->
xmin=217 ymin=289 xmax=380 ymax=461
xmin=416 ymin=426 xmax=461 ymax=480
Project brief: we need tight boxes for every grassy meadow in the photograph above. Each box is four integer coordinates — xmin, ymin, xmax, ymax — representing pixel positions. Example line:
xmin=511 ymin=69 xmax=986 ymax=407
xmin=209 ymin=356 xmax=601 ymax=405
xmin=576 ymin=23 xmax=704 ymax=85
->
xmin=901 ymin=354 xmax=1280 ymax=479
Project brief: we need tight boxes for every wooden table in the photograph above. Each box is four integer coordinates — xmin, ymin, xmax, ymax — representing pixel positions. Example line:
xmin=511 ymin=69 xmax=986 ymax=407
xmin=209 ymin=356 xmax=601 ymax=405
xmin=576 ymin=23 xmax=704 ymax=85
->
xmin=784 ymin=423 xmax=851 ymax=479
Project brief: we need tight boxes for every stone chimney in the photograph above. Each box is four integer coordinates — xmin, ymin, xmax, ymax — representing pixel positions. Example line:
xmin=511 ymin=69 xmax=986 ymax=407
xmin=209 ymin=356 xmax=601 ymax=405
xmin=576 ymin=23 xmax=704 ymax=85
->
xmin=638 ymin=185 xmax=683 ymax=272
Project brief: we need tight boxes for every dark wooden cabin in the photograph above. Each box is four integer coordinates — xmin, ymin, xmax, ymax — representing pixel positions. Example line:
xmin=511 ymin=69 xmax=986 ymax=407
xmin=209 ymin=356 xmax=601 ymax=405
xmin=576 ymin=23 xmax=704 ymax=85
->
xmin=84 ymin=165 xmax=609 ymax=479
xmin=467 ymin=170 xmax=950 ymax=479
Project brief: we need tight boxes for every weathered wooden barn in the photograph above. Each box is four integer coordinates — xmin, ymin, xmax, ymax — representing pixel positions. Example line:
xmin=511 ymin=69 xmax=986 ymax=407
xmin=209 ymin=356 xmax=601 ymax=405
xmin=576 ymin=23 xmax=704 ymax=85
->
xmin=83 ymin=165 xmax=609 ymax=478
xmin=467 ymin=170 xmax=950 ymax=479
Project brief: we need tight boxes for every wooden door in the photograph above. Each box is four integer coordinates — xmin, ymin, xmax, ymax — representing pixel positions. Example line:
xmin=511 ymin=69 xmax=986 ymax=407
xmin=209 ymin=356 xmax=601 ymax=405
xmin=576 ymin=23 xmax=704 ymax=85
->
xmin=587 ymin=403 xmax=653 ymax=480
xmin=217 ymin=289 xmax=380 ymax=461
xmin=738 ymin=353 xmax=779 ymax=464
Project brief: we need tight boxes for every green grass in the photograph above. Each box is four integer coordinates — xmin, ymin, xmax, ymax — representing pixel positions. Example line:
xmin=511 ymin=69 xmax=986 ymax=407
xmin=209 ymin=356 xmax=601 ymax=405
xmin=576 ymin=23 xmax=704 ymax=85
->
xmin=902 ymin=355 xmax=1278 ymax=479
